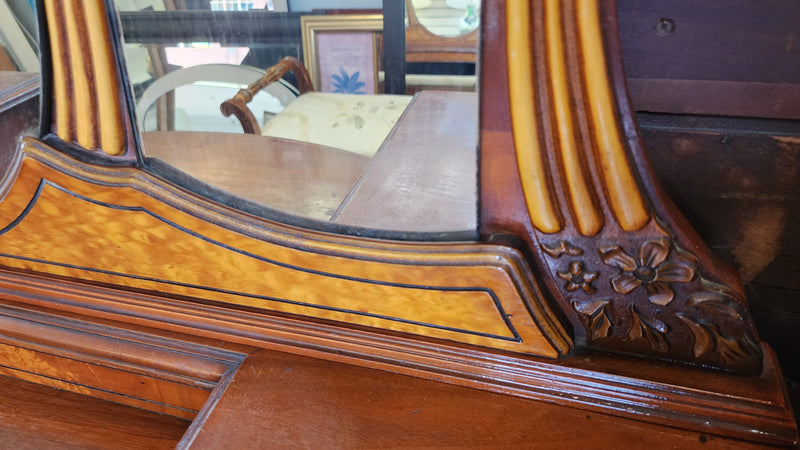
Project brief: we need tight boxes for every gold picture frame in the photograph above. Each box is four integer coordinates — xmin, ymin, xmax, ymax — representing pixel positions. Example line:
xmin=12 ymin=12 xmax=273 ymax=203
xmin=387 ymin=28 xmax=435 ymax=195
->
xmin=300 ymin=15 xmax=383 ymax=93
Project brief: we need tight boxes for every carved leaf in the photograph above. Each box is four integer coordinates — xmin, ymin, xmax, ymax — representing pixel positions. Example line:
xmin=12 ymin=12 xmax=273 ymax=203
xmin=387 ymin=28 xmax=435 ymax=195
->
xmin=629 ymin=306 xmax=669 ymax=352
xmin=676 ymin=314 xmax=713 ymax=357
xmin=572 ymin=299 xmax=613 ymax=339
xmin=687 ymin=291 xmax=743 ymax=320
xmin=611 ymin=273 xmax=640 ymax=294
xmin=677 ymin=314 xmax=760 ymax=364
xmin=644 ymin=282 xmax=674 ymax=306
xmin=542 ymin=241 xmax=583 ymax=257
xmin=717 ymin=332 xmax=761 ymax=365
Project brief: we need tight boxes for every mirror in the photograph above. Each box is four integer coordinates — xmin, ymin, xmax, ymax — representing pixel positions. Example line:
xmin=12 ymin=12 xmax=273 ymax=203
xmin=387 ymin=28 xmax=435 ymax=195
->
xmin=0 ymin=0 xmax=39 ymax=72
xmin=410 ymin=0 xmax=480 ymax=36
xmin=116 ymin=0 xmax=480 ymax=238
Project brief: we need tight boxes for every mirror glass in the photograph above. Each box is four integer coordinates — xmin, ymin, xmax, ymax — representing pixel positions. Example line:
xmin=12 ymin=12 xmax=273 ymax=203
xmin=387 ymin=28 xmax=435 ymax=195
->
xmin=0 ymin=0 xmax=39 ymax=72
xmin=409 ymin=0 xmax=480 ymax=36
xmin=117 ymin=0 xmax=479 ymax=238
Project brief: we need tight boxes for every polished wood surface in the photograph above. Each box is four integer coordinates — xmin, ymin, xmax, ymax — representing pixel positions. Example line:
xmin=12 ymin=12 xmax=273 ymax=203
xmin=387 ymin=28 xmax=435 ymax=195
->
xmin=185 ymin=349 xmax=767 ymax=449
xmin=0 ymin=291 xmax=248 ymax=419
xmin=142 ymin=131 xmax=369 ymax=221
xmin=43 ymin=0 xmax=130 ymax=157
xmin=0 ymin=268 xmax=793 ymax=446
xmin=480 ymin=0 xmax=762 ymax=373
xmin=333 ymin=91 xmax=477 ymax=234
xmin=0 ymin=0 xmax=794 ymax=446
xmin=641 ymin=120 xmax=800 ymax=380
xmin=619 ymin=0 xmax=800 ymax=120
xmin=0 ymin=140 xmax=569 ymax=357
xmin=0 ymin=375 xmax=189 ymax=449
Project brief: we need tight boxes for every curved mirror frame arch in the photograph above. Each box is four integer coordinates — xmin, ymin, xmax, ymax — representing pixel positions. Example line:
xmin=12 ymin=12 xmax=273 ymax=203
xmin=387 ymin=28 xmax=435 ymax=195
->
xmin=10 ymin=0 xmax=768 ymax=376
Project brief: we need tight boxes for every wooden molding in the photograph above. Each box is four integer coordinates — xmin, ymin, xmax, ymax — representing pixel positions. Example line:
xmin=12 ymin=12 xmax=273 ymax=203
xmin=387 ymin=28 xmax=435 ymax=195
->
xmin=0 ymin=268 xmax=795 ymax=445
xmin=0 ymin=293 xmax=247 ymax=419
xmin=34 ymin=0 xmax=770 ymax=373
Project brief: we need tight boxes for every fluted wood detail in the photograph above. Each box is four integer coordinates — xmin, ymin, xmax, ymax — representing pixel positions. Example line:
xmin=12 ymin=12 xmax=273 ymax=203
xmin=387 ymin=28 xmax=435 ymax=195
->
xmin=506 ymin=0 xmax=563 ymax=233
xmin=507 ymin=0 xmax=649 ymax=236
xmin=544 ymin=0 xmax=602 ymax=236
xmin=483 ymin=0 xmax=763 ymax=373
xmin=43 ymin=0 xmax=126 ymax=156
xmin=576 ymin=0 xmax=649 ymax=231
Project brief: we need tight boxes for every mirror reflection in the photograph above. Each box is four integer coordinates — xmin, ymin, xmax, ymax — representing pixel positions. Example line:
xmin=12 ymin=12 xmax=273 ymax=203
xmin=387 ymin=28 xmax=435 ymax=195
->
xmin=0 ymin=0 xmax=39 ymax=72
xmin=410 ymin=0 xmax=480 ymax=36
xmin=118 ymin=0 xmax=478 ymax=237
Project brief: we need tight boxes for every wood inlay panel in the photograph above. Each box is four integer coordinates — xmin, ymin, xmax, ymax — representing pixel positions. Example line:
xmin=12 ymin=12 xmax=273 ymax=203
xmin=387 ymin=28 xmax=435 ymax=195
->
xmin=0 ymin=140 xmax=570 ymax=358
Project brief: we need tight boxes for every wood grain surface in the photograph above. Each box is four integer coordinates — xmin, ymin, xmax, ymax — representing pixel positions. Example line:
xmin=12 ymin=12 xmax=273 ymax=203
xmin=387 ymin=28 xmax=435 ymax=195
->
xmin=184 ymin=349 xmax=769 ymax=449
xmin=619 ymin=0 xmax=800 ymax=119
xmin=142 ymin=131 xmax=369 ymax=220
xmin=0 ymin=375 xmax=190 ymax=449
xmin=43 ymin=0 xmax=128 ymax=156
xmin=0 ymin=267 xmax=795 ymax=446
xmin=0 ymin=139 xmax=570 ymax=357
xmin=333 ymin=91 xmax=477 ymax=234
xmin=479 ymin=0 xmax=764 ymax=373
xmin=0 ymin=295 xmax=249 ymax=419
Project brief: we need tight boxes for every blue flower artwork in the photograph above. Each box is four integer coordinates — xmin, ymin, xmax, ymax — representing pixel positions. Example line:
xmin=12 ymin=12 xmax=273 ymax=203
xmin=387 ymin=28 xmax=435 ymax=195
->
xmin=331 ymin=67 xmax=366 ymax=94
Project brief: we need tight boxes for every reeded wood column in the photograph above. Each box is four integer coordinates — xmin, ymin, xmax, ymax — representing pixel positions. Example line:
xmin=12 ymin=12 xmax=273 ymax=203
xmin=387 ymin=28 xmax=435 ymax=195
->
xmin=480 ymin=0 xmax=762 ymax=373
xmin=41 ymin=0 xmax=136 ymax=159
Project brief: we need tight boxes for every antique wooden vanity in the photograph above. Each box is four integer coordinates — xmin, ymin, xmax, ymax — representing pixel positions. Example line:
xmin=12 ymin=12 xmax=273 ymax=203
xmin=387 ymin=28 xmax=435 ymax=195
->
xmin=0 ymin=0 xmax=797 ymax=447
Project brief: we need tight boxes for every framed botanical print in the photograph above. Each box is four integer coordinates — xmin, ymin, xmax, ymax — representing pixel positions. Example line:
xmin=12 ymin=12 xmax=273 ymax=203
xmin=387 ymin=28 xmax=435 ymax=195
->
xmin=300 ymin=15 xmax=382 ymax=93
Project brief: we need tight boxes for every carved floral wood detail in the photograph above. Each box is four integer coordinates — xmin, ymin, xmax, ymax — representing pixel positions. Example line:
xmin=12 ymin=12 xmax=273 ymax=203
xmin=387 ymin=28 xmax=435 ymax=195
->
xmin=600 ymin=239 xmax=695 ymax=306
xmin=481 ymin=0 xmax=763 ymax=373
xmin=542 ymin=225 xmax=761 ymax=372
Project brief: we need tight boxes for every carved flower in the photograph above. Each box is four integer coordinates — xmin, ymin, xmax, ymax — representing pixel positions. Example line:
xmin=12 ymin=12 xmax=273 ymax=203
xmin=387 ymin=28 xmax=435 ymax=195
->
xmin=600 ymin=240 xmax=695 ymax=306
xmin=557 ymin=261 xmax=598 ymax=294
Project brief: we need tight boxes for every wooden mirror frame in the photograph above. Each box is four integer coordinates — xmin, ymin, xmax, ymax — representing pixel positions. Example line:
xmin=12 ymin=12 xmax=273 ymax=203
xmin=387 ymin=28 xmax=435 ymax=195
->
xmin=0 ymin=0 xmax=795 ymax=445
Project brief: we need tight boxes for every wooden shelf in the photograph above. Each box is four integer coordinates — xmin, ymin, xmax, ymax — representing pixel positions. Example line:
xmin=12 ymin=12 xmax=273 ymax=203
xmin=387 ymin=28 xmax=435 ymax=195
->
xmin=0 ymin=375 xmax=190 ymax=449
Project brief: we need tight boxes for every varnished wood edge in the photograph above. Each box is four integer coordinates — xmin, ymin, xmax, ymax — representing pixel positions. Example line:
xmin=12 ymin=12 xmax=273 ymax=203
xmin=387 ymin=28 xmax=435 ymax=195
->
xmin=0 ymin=73 xmax=39 ymax=114
xmin=15 ymin=137 xmax=551 ymax=281
xmin=35 ymin=0 xmax=53 ymax=140
xmin=0 ymin=268 xmax=794 ymax=446
xmin=176 ymin=363 xmax=240 ymax=448
xmin=599 ymin=0 xmax=747 ymax=291
xmin=0 ymin=296 xmax=246 ymax=418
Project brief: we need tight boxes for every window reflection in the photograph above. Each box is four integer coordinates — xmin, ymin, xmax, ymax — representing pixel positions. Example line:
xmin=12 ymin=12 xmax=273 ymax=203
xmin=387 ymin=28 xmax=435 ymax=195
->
xmin=0 ymin=0 xmax=39 ymax=72
xmin=117 ymin=0 xmax=479 ymax=237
